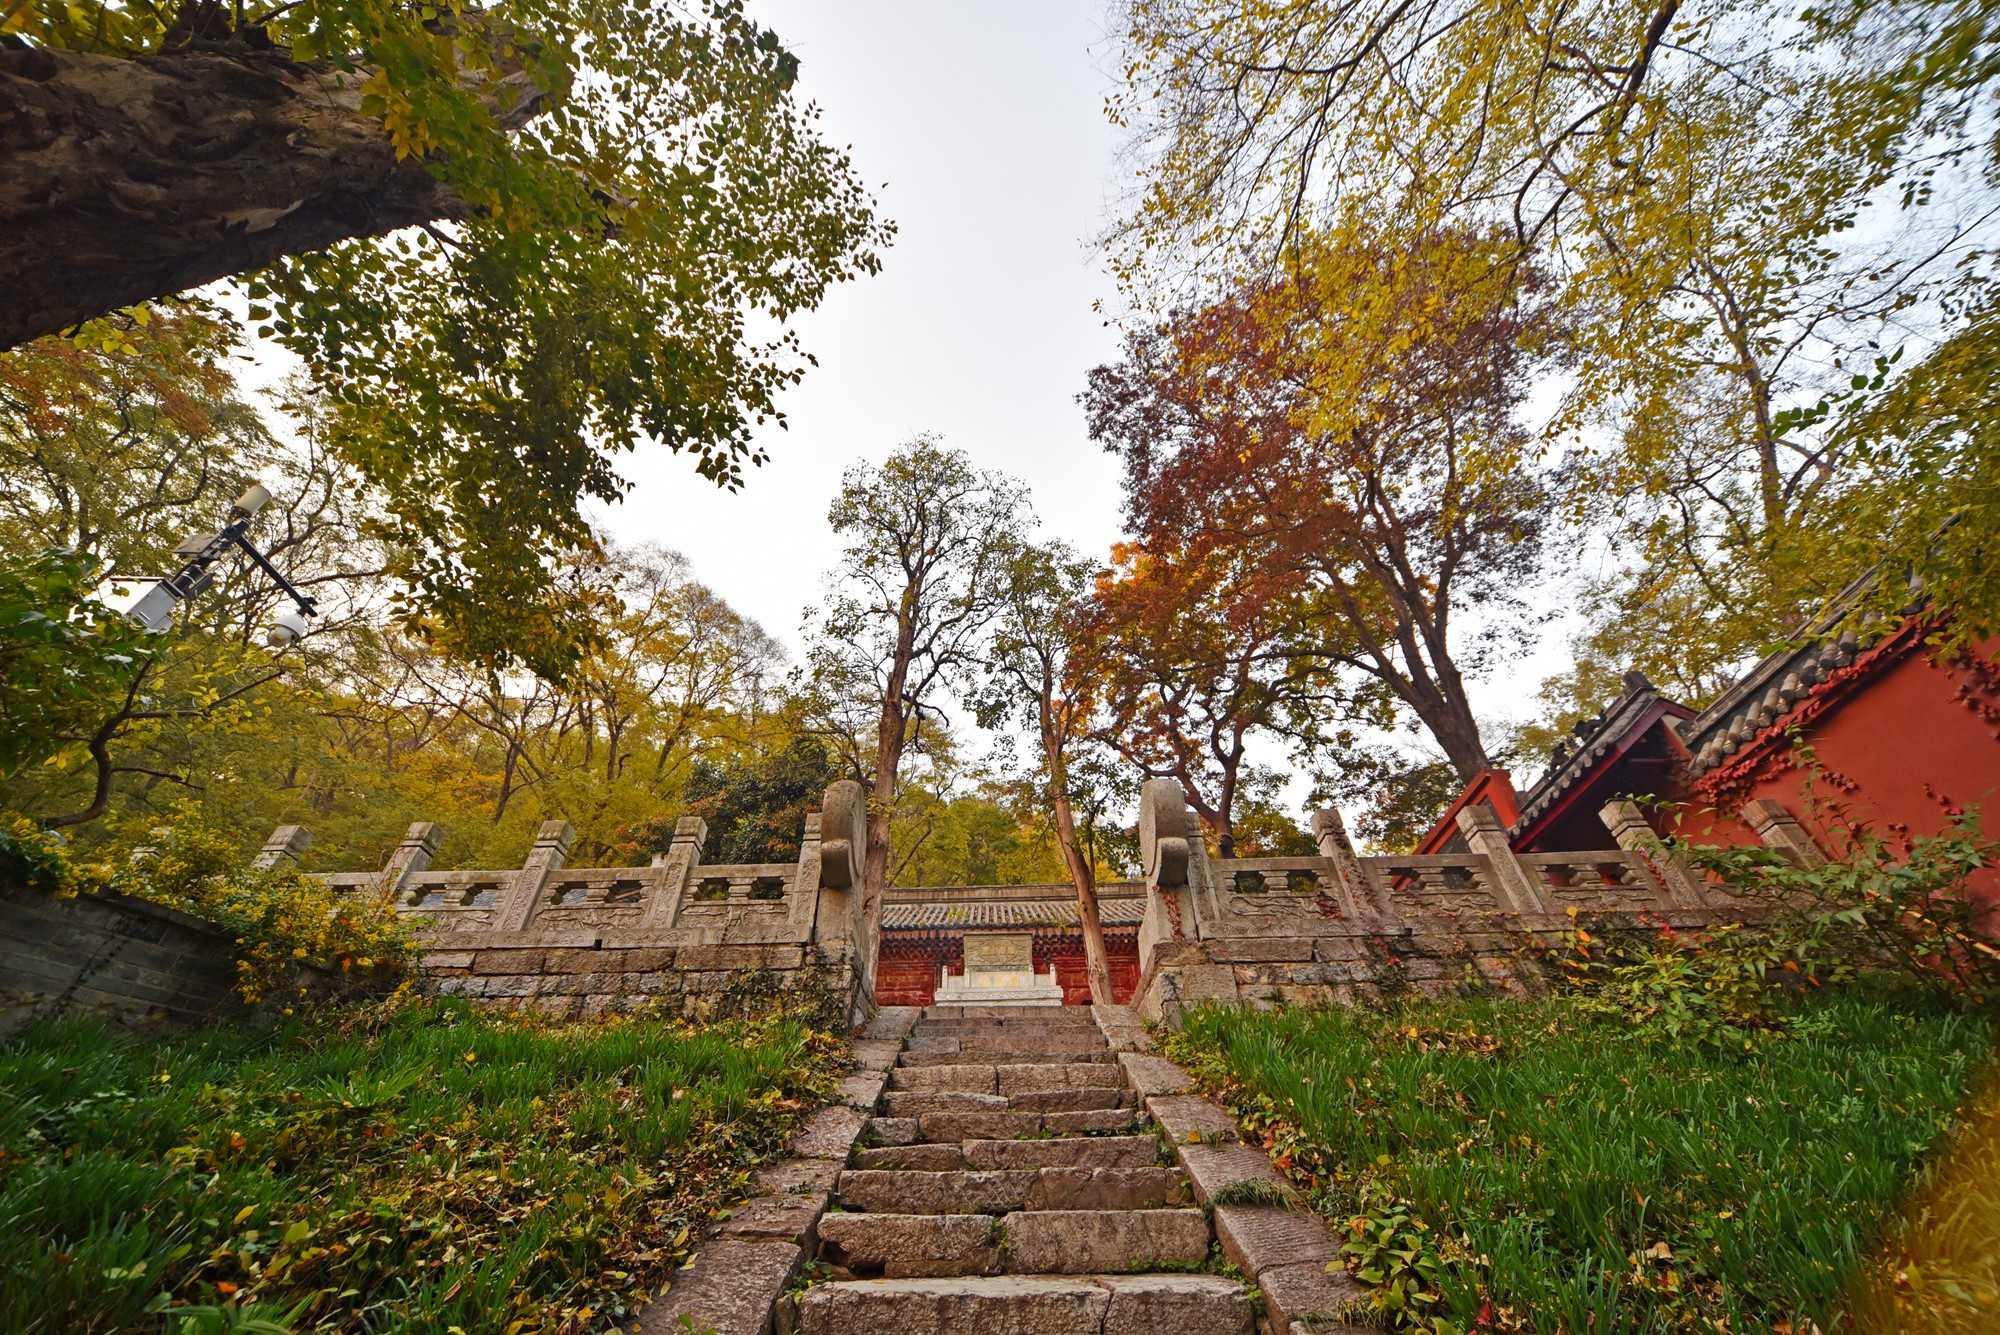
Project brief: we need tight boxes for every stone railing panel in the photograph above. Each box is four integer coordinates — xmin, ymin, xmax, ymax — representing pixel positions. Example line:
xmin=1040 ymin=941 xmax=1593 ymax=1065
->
xmin=1359 ymin=854 xmax=1505 ymax=918
xmin=1518 ymin=851 xmax=1666 ymax=914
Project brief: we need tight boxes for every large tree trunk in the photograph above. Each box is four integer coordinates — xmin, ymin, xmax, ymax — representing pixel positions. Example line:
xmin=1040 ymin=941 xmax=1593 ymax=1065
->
xmin=0 ymin=36 xmax=527 ymax=347
xmin=1044 ymin=730 xmax=1116 ymax=1006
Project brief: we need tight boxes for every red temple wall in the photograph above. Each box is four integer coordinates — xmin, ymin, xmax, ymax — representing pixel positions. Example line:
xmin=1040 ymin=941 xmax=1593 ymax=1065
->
xmin=875 ymin=929 xmax=1141 ymax=1008
xmin=1681 ymin=636 xmax=2000 ymax=904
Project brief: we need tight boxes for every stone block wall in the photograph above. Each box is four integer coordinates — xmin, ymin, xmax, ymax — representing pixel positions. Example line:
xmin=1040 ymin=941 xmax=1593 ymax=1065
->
xmin=279 ymin=780 xmax=876 ymax=1025
xmin=1128 ymin=778 xmax=1746 ymax=1026
xmin=1 ymin=883 xmax=242 ymax=1036
xmin=422 ymin=941 xmax=856 ymax=1025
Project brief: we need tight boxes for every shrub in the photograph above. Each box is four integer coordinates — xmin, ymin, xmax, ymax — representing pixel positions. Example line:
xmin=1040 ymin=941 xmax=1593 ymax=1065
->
xmin=1686 ymin=814 xmax=2000 ymax=1008
xmin=5 ymin=804 xmax=413 ymax=1004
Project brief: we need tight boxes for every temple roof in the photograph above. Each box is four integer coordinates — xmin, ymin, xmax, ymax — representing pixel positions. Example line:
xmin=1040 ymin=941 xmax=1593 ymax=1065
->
xmin=882 ymin=885 xmax=1146 ymax=930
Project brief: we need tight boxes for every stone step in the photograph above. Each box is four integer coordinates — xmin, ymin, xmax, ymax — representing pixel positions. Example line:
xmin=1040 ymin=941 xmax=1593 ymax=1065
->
xmin=896 ymin=1046 xmax=1115 ymax=1067
xmin=882 ymin=1088 xmax=1134 ymax=1118
xmin=916 ymin=1023 xmax=1104 ymax=1031
xmin=912 ymin=1022 xmax=1104 ymax=1038
xmin=817 ymin=1212 xmax=1001 ymax=1278
xmin=794 ymin=1273 xmax=1254 ymax=1335
xmin=910 ymin=1107 xmax=1139 ymax=1142
xmin=998 ymin=1209 xmax=1213 ymax=1274
xmin=889 ymin=1063 xmax=1127 ymax=1095
xmin=838 ymin=1167 xmax=1189 ymax=1215
xmin=907 ymin=1030 xmax=1107 ymax=1049
xmin=921 ymin=1005 xmax=1104 ymax=1023
xmin=852 ymin=1135 xmax=1162 ymax=1172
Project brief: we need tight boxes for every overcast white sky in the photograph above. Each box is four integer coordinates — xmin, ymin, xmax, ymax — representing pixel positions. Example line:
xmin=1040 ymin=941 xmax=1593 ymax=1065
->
xmin=597 ymin=1 xmax=1134 ymax=658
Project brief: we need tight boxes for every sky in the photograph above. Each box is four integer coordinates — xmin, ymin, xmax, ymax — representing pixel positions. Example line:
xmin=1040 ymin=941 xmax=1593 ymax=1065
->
xmin=595 ymin=1 xmax=1133 ymax=658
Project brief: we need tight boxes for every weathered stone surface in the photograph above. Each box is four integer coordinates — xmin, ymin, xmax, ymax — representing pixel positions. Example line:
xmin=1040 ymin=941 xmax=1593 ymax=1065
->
xmin=955 ymin=1033 xmax=1109 ymax=1056
xmin=903 ymin=1034 xmax=962 ymax=1054
xmin=472 ymin=948 xmax=545 ymax=975
xmin=816 ymin=1212 xmax=1000 ymax=1278
xmin=1097 ymin=1274 xmax=1254 ymax=1335
xmin=850 ymin=1040 xmax=904 ymax=1071
xmin=839 ymin=1169 xmax=1039 ymax=1215
xmin=999 ymin=1209 xmax=1212 ymax=1274
xmin=1024 ymin=1167 xmax=1188 ymax=1211
xmin=997 ymin=1062 xmax=1124 ymax=1095
xmin=423 ymin=951 xmax=476 ymax=970
xmin=1116 ymin=1053 xmax=1193 ymax=1097
xmin=916 ymin=1110 xmax=1042 ymax=1142
xmin=852 ymin=1143 xmax=966 ymax=1171
xmin=753 ymin=1157 xmax=843 ymax=1196
xmin=1212 ymin=1206 xmax=1339 ymax=1278
xmin=794 ymin=1275 xmax=1111 ymax=1335
xmin=790 ymin=1105 xmax=870 ymax=1160
xmin=637 ymin=1236 xmax=799 ymax=1335
xmin=1174 ymin=1143 xmax=1285 ymax=1207
xmin=1006 ymin=1087 xmax=1130 ymax=1114
xmin=890 ymin=1064 xmax=999 ymax=1094
xmin=1042 ymin=1108 xmax=1137 ymax=1135
xmin=1257 ymin=1261 xmax=1366 ymax=1329
xmin=883 ymin=1090 xmax=1009 ymax=1117
xmin=717 ymin=1192 xmax=828 ymax=1246
xmin=676 ymin=944 xmax=805 ymax=971
xmin=862 ymin=1007 xmax=922 ymax=1042
xmin=868 ymin=1117 xmax=920 ymax=1146
xmin=1147 ymin=1095 xmax=1240 ymax=1144
xmin=963 ymin=1136 xmax=1160 ymax=1171
xmin=837 ymin=1073 xmax=887 ymax=1109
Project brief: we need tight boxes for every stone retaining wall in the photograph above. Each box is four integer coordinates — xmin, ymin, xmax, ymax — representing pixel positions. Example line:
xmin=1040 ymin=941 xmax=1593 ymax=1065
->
xmin=0 ymin=883 xmax=241 ymax=1036
xmin=422 ymin=940 xmax=857 ymax=1024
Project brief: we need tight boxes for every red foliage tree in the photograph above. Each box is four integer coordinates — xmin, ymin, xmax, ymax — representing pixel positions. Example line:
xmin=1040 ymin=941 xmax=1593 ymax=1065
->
xmin=1083 ymin=228 xmax=1561 ymax=781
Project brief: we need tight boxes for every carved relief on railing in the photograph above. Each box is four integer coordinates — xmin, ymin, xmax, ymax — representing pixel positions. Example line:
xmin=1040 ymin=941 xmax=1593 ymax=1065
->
xmin=671 ymin=862 xmax=818 ymax=942
xmin=386 ymin=869 xmax=510 ymax=935
xmin=1518 ymin=851 xmax=1665 ymax=913
xmin=1361 ymin=855 xmax=1504 ymax=918
xmin=1204 ymin=856 xmax=1340 ymax=935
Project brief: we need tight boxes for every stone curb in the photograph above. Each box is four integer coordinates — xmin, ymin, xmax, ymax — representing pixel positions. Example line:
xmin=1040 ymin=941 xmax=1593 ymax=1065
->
xmin=1133 ymin=1052 xmax=1373 ymax=1335
xmin=637 ymin=1036 xmax=885 ymax=1335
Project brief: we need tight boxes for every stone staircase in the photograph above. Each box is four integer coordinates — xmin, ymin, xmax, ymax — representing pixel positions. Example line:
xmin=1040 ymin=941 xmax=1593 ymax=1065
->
xmin=640 ymin=1002 xmax=1364 ymax=1335
xmin=789 ymin=1004 xmax=1268 ymax=1334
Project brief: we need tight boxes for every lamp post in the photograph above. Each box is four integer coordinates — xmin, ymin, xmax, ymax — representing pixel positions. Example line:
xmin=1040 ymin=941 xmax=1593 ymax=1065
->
xmin=126 ymin=483 xmax=317 ymax=646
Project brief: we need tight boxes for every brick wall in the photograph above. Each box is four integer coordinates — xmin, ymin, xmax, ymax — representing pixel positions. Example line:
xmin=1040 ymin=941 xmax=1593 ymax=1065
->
xmin=1 ymin=883 xmax=242 ymax=1036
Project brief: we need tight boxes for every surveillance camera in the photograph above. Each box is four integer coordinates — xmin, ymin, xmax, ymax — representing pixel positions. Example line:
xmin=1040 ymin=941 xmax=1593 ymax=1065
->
xmin=232 ymin=483 xmax=272 ymax=517
xmin=266 ymin=606 xmax=309 ymax=647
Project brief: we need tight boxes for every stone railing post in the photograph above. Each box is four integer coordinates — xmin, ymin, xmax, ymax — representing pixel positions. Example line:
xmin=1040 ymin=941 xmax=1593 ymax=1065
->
xmin=1309 ymin=807 xmax=1375 ymax=917
xmin=1138 ymin=779 xmax=1203 ymax=952
xmin=813 ymin=780 xmax=869 ymax=995
xmin=640 ymin=816 xmax=707 ymax=930
xmin=1598 ymin=800 xmax=1709 ymax=909
xmin=251 ymin=824 xmax=312 ymax=870
xmin=375 ymin=821 xmax=442 ymax=908
xmin=496 ymin=820 xmax=574 ymax=932
xmin=1454 ymin=805 xmax=1550 ymax=915
xmin=1741 ymin=799 xmax=1827 ymax=868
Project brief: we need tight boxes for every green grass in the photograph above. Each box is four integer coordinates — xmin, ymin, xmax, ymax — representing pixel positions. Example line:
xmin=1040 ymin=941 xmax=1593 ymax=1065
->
xmin=1164 ymin=987 xmax=1996 ymax=1333
xmin=0 ymin=997 xmax=842 ymax=1334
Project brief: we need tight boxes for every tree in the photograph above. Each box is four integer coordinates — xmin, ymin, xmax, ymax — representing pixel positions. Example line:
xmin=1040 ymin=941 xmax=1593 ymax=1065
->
xmin=1107 ymin=0 xmax=2000 ymax=695
xmin=1076 ymin=536 xmax=1297 ymax=859
xmin=5 ymin=0 xmax=889 ymax=676
xmin=0 ymin=548 xmax=156 ymax=781
xmin=976 ymin=539 xmax=1118 ymax=1004
xmin=809 ymin=438 xmax=1027 ymax=963
xmin=1085 ymin=227 xmax=1557 ymax=782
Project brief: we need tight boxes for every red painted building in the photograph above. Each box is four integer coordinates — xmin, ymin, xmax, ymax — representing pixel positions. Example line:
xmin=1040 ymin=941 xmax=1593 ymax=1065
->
xmin=876 ymin=884 xmax=1145 ymax=1007
xmin=1423 ymin=607 xmax=2000 ymax=903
